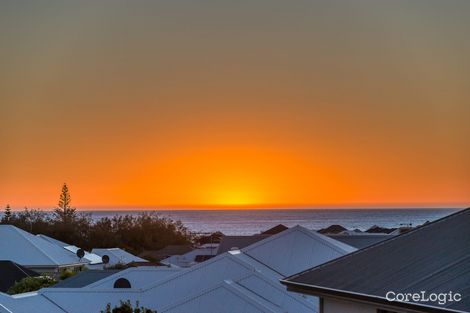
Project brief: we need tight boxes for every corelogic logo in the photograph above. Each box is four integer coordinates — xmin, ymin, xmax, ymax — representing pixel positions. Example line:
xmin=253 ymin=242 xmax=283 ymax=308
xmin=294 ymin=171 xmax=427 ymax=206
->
xmin=386 ymin=291 xmax=462 ymax=306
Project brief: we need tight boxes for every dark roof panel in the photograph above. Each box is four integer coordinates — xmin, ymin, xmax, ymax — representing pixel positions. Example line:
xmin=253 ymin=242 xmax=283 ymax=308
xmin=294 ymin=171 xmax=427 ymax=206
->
xmin=261 ymin=224 xmax=288 ymax=235
xmin=283 ymin=208 xmax=470 ymax=312
xmin=0 ymin=260 xmax=39 ymax=292
xmin=52 ymin=270 xmax=121 ymax=288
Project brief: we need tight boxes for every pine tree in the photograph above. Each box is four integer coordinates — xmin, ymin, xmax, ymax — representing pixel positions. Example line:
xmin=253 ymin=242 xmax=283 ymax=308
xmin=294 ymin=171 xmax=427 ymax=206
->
xmin=54 ymin=183 xmax=76 ymax=224
xmin=2 ymin=204 xmax=12 ymax=223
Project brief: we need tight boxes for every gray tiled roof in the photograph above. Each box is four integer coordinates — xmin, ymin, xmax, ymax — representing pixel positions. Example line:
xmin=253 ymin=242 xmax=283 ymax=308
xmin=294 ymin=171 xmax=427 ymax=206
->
xmin=283 ymin=208 xmax=470 ymax=312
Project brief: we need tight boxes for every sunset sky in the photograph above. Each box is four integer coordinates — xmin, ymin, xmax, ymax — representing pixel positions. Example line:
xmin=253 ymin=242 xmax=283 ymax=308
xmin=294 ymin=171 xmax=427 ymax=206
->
xmin=1 ymin=1 xmax=469 ymax=209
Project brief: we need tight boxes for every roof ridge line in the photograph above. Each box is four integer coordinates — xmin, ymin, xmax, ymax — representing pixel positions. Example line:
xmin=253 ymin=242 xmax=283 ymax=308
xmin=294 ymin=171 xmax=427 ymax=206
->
xmin=11 ymin=226 xmax=62 ymax=265
xmin=158 ymin=280 xmax=279 ymax=313
xmin=236 ymin=271 xmax=314 ymax=309
xmin=244 ymin=225 xmax=354 ymax=255
xmin=226 ymin=281 xmax=282 ymax=313
xmin=142 ymin=252 xmax=254 ymax=292
xmin=283 ymin=207 xmax=470 ymax=282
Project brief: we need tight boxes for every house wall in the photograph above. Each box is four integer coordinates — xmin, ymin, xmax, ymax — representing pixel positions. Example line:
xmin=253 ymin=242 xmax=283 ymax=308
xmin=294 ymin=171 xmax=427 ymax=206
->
xmin=27 ymin=264 xmax=84 ymax=277
xmin=323 ymin=297 xmax=379 ymax=313
xmin=322 ymin=297 xmax=415 ymax=313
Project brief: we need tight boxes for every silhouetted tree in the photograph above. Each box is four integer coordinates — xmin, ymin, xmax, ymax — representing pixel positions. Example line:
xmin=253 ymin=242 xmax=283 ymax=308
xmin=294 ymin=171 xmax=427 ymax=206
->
xmin=54 ymin=183 xmax=76 ymax=224
xmin=2 ymin=204 xmax=12 ymax=223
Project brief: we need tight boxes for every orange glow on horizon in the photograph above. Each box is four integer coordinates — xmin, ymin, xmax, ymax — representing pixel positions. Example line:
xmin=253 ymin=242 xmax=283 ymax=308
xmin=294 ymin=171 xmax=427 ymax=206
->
xmin=1 ymin=1 xmax=470 ymax=210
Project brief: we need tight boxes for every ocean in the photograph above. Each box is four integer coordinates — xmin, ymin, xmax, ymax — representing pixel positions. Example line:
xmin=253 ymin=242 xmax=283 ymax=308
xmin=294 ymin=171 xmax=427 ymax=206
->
xmin=85 ymin=208 xmax=459 ymax=235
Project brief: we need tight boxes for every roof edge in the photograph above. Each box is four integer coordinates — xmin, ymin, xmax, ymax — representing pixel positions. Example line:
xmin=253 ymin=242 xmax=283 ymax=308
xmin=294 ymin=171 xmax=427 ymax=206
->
xmin=280 ymin=279 xmax=468 ymax=313
xmin=283 ymin=207 xmax=470 ymax=282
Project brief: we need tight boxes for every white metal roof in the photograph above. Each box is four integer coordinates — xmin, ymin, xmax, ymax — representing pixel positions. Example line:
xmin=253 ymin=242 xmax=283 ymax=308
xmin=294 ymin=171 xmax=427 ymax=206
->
xmin=64 ymin=246 xmax=102 ymax=264
xmin=242 ymin=225 xmax=357 ymax=276
xmin=160 ymin=280 xmax=283 ymax=313
xmin=236 ymin=271 xmax=317 ymax=312
xmin=36 ymin=234 xmax=69 ymax=247
xmin=36 ymin=234 xmax=103 ymax=265
xmin=85 ymin=266 xmax=182 ymax=289
xmin=91 ymin=248 xmax=147 ymax=265
xmin=31 ymin=252 xmax=278 ymax=312
xmin=0 ymin=226 xmax=354 ymax=313
xmin=0 ymin=293 xmax=65 ymax=313
xmin=0 ymin=225 xmax=87 ymax=267
xmin=161 ymin=245 xmax=218 ymax=267
xmin=34 ymin=249 xmax=316 ymax=313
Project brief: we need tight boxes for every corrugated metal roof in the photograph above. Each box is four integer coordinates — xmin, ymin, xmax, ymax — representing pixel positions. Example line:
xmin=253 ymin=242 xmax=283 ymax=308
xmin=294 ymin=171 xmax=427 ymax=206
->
xmin=36 ymin=252 xmax=277 ymax=312
xmin=326 ymin=234 xmax=392 ymax=249
xmin=37 ymin=252 xmax=316 ymax=313
xmin=243 ymin=225 xmax=356 ymax=276
xmin=92 ymin=248 xmax=147 ymax=265
xmin=160 ymin=280 xmax=284 ymax=313
xmin=36 ymin=234 xmax=103 ymax=265
xmin=217 ymin=235 xmax=270 ymax=255
xmin=283 ymin=208 xmax=470 ymax=312
xmin=51 ymin=270 xmax=120 ymax=288
xmin=0 ymin=225 xmax=353 ymax=312
xmin=36 ymin=235 xmax=68 ymax=248
xmin=0 ymin=226 xmax=87 ymax=267
xmin=0 ymin=293 xmax=66 ymax=313
xmin=85 ymin=267 xmax=182 ymax=289
xmin=236 ymin=271 xmax=317 ymax=312
xmin=161 ymin=245 xmax=218 ymax=267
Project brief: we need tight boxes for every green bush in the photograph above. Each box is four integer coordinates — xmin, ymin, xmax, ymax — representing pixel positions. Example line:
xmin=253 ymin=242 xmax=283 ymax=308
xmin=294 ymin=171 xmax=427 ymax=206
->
xmin=7 ymin=276 xmax=57 ymax=295
xmin=59 ymin=269 xmax=76 ymax=280
xmin=101 ymin=300 xmax=156 ymax=313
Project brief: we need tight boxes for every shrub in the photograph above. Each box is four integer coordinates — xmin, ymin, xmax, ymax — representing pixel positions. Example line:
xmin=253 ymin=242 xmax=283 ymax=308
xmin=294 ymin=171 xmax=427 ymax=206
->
xmin=101 ymin=300 xmax=156 ymax=313
xmin=7 ymin=276 xmax=56 ymax=295
xmin=59 ymin=269 xmax=77 ymax=280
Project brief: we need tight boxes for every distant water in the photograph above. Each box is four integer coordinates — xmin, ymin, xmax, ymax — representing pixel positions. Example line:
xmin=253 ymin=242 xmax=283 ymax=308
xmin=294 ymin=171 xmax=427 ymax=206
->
xmin=85 ymin=208 xmax=459 ymax=235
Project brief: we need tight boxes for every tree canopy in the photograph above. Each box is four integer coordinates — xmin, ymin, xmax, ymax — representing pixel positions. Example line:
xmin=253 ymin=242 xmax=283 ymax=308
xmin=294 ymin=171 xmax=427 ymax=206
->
xmin=1 ymin=185 xmax=193 ymax=254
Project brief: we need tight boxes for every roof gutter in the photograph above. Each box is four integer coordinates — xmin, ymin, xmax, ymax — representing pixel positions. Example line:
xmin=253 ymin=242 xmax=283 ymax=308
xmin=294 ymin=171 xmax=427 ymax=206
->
xmin=280 ymin=280 xmax=467 ymax=313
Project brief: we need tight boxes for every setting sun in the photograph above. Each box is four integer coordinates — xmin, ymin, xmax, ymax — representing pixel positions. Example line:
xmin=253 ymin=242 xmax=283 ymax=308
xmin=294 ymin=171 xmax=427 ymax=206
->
xmin=1 ymin=0 xmax=469 ymax=209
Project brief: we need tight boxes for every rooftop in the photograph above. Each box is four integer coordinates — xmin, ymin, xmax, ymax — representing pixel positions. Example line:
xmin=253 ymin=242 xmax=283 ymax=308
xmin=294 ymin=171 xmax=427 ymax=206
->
xmin=0 ymin=261 xmax=39 ymax=293
xmin=283 ymin=207 xmax=470 ymax=313
xmin=0 ymin=225 xmax=88 ymax=267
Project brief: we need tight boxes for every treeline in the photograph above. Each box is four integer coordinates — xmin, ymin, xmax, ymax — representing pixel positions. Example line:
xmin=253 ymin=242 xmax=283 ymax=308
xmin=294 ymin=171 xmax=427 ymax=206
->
xmin=1 ymin=184 xmax=192 ymax=254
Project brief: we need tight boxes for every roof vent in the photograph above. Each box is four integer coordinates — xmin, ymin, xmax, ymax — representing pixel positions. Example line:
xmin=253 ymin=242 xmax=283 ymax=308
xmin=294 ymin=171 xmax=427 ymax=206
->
xmin=114 ymin=278 xmax=131 ymax=288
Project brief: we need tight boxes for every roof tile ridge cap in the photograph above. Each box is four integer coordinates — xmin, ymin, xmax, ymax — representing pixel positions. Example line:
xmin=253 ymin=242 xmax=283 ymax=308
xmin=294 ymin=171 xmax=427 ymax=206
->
xmin=142 ymin=253 xmax=233 ymax=292
xmin=283 ymin=207 xmax=470 ymax=282
xmin=12 ymin=226 xmax=61 ymax=265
